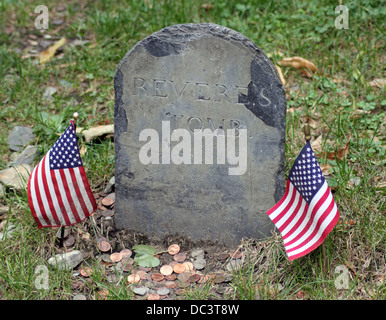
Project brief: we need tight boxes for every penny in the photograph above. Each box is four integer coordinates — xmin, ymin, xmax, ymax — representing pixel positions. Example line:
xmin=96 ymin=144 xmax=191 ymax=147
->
xmin=127 ymin=274 xmax=141 ymax=284
xmin=80 ymin=267 xmax=93 ymax=278
xmin=168 ymin=244 xmax=180 ymax=255
xmin=120 ymin=249 xmax=132 ymax=258
xmin=101 ymin=196 xmax=114 ymax=207
xmin=165 ymin=281 xmax=177 ymax=289
xmin=173 ymin=263 xmax=186 ymax=274
xmin=229 ymin=250 xmax=242 ymax=259
xmin=198 ymin=274 xmax=212 ymax=284
xmin=183 ymin=261 xmax=194 ymax=272
xmin=97 ymin=241 xmax=111 ymax=252
xmin=63 ymin=235 xmax=75 ymax=247
xmin=151 ymin=273 xmax=164 ymax=282
xmin=215 ymin=253 xmax=228 ymax=261
xmin=160 ymin=265 xmax=173 ymax=276
xmin=173 ymin=252 xmax=186 ymax=262
xmin=110 ymin=252 xmax=122 ymax=263
xmin=165 ymin=274 xmax=177 ymax=281
xmin=188 ymin=274 xmax=201 ymax=283
xmin=136 ymin=270 xmax=148 ymax=280
xmin=147 ymin=293 xmax=160 ymax=300
xmin=177 ymin=272 xmax=191 ymax=283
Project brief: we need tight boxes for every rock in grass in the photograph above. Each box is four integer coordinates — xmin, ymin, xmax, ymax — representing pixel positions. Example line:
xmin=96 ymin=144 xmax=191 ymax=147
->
xmin=0 ymin=164 xmax=32 ymax=191
xmin=8 ymin=126 xmax=35 ymax=152
xmin=48 ymin=250 xmax=83 ymax=271
xmin=10 ymin=146 xmax=41 ymax=166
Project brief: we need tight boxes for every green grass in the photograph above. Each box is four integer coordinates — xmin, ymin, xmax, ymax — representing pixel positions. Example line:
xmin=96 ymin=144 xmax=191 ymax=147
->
xmin=0 ymin=0 xmax=385 ymax=300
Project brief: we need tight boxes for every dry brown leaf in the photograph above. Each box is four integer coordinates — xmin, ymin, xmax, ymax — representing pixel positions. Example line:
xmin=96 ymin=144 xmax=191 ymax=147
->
xmin=278 ymin=56 xmax=318 ymax=77
xmin=350 ymin=109 xmax=371 ymax=119
xmin=275 ymin=65 xmax=286 ymax=86
xmin=369 ymin=78 xmax=385 ymax=88
xmin=39 ymin=37 xmax=66 ymax=65
xmin=320 ymin=163 xmax=332 ymax=176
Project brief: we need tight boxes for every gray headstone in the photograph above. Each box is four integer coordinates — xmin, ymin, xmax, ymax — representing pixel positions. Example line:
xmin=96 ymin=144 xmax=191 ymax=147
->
xmin=114 ymin=23 xmax=286 ymax=246
xmin=8 ymin=126 xmax=35 ymax=152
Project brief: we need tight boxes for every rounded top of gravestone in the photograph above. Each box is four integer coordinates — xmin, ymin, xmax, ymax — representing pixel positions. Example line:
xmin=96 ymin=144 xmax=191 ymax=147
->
xmin=115 ymin=23 xmax=285 ymax=131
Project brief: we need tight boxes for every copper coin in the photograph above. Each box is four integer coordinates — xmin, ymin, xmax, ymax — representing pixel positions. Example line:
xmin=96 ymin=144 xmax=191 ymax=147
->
xmin=120 ymin=249 xmax=132 ymax=258
xmin=63 ymin=235 xmax=75 ymax=247
xmin=198 ymin=274 xmax=212 ymax=284
xmin=101 ymin=196 xmax=114 ymax=207
xmin=168 ymin=244 xmax=180 ymax=255
xmin=183 ymin=261 xmax=194 ymax=272
xmin=110 ymin=252 xmax=122 ymax=263
xmin=165 ymin=281 xmax=177 ymax=289
xmin=229 ymin=250 xmax=242 ymax=259
xmin=160 ymin=265 xmax=173 ymax=276
xmin=165 ymin=274 xmax=177 ymax=281
xmin=127 ymin=274 xmax=141 ymax=284
xmin=136 ymin=270 xmax=148 ymax=280
xmin=147 ymin=293 xmax=160 ymax=300
xmin=173 ymin=263 xmax=186 ymax=274
xmin=177 ymin=272 xmax=191 ymax=283
xmin=80 ymin=267 xmax=93 ymax=277
xmin=188 ymin=274 xmax=201 ymax=283
xmin=173 ymin=252 xmax=186 ymax=262
xmin=97 ymin=241 xmax=111 ymax=252
xmin=151 ymin=273 xmax=164 ymax=282
xmin=215 ymin=253 xmax=228 ymax=261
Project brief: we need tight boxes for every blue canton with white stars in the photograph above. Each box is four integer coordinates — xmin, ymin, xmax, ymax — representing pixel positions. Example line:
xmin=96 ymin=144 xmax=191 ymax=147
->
xmin=288 ymin=142 xmax=325 ymax=204
xmin=49 ymin=123 xmax=82 ymax=170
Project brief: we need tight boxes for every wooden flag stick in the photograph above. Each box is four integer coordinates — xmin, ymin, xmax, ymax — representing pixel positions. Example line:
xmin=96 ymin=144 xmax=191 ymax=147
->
xmin=303 ymin=118 xmax=311 ymax=143
xmin=59 ymin=112 xmax=79 ymax=248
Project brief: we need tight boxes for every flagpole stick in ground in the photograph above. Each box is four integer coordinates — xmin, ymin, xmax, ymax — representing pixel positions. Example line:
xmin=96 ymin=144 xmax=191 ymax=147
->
xmin=71 ymin=112 xmax=101 ymax=237
xmin=59 ymin=112 xmax=80 ymax=248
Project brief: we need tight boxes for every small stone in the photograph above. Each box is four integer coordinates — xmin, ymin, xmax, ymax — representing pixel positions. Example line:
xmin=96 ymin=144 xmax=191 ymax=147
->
xmin=0 ymin=184 xmax=4 ymax=198
xmin=52 ymin=19 xmax=64 ymax=26
xmin=42 ymin=86 xmax=57 ymax=100
xmin=0 ymin=165 xmax=32 ymax=191
xmin=59 ymin=79 xmax=73 ymax=88
xmin=133 ymin=287 xmax=148 ymax=296
xmin=103 ymin=176 xmax=115 ymax=194
xmin=73 ymin=294 xmax=87 ymax=300
xmin=8 ymin=126 xmax=35 ymax=152
xmin=226 ymin=259 xmax=242 ymax=271
xmin=191 ymin=248 xmax=205 ymax=259
xmin=0 ymin=223 xmax=17 ymax=241
xmin=10 ymin=146 xmax=41 ymax=166
xmin=48 ymin=250 xmax=83 ymax=270
xmin=156 ymin=287 xmax=170 ymax=296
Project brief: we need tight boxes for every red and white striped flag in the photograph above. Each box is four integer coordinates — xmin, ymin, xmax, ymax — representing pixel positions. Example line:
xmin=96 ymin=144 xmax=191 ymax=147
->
xmin=28 ymin=121 xmax=97 ymax=228
xmin=266 ymin=142 xmax=339 ymax=261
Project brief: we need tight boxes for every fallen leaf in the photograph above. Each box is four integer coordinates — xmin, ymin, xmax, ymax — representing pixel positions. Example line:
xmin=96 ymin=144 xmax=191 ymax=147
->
xmin=350 ymin=109 xmax=371 ymax=119
xmin=200 ymin=3 xmax=213 ymax=10
xmin=275 ymin=65 xmax=286 ymax=86
xmin=320 ymin=163 xmax=332 ymax=176
xmin=39 ymin=37 xmax=66 ymax=65
xmin=369 ymin=78 xmax=385 ymax=88
xmin=278 ymin=56 xmax=317 ymax=77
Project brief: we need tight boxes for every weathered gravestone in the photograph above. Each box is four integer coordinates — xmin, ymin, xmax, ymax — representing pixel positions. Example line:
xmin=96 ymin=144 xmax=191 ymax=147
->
xmin=114 ymin=23 xmax=286 ymax=245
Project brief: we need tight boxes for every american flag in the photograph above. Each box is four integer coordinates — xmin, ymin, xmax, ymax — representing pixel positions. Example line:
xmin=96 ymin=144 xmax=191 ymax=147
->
xmin=266 ymin=142 xmax=339 ymax=261
xmin=27 ymin=121 xmax=97 ymax=228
